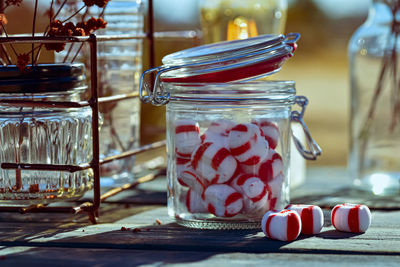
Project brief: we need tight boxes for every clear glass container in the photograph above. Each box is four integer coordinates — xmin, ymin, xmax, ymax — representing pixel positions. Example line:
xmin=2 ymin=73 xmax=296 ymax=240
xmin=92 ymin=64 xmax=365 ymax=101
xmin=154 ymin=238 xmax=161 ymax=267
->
xmin=348 ymin=0 xmax=400 ymax=195
xmin=141 ymin=33 xmax=320 ymax=229
xmin=55 ymin=0 xmax=144 ymax=186
xmin=165 ymin=81 xmax=296 ymax=229
xmin=0 ymin=64 xmax=93 ymax=204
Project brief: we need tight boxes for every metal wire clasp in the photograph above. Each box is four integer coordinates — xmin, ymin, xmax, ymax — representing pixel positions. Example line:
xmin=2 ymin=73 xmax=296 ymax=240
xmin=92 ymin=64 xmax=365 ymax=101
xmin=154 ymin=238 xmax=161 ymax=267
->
xmin=291 ymin=96 xmax=322 ymax=160
xmin=139 ymin=66 xmax=175 ymax=106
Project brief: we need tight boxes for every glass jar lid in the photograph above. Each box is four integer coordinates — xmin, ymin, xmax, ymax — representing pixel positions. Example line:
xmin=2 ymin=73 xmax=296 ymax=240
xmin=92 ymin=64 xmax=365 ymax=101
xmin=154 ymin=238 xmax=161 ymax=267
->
xmin=140 ymin=33 xmax=300 ymax=105
xmin=160 ymin=33 xmax=299 ymax=83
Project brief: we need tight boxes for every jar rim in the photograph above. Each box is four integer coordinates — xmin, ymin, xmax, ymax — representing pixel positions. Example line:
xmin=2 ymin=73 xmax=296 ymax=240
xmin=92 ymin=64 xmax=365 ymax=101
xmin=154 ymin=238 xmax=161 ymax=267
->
xmin=162 ymin=80 xmax=296 ymax=104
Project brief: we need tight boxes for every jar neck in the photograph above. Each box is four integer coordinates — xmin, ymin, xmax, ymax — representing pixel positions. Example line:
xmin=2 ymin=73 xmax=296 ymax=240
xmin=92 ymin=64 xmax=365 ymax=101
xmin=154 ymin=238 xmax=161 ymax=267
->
xmin=368 ymin=0 xmax=400 ymax=25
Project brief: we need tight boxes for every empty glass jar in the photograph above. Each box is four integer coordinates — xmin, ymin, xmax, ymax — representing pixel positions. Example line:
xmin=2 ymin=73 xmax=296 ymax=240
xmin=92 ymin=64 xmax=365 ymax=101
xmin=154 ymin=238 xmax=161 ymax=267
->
xmin=0 ymin=64 xmax=93 ymax=204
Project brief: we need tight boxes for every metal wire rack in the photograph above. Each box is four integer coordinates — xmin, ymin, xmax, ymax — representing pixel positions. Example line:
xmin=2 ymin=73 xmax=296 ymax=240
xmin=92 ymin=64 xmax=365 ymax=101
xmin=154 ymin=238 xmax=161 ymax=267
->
xmin=0 ymin=0 xmax=199 ymax=223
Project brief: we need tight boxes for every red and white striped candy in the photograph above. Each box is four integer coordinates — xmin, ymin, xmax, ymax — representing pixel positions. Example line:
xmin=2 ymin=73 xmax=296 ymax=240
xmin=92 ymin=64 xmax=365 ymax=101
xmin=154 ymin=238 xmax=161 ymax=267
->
xmin=201 ymin=129 xmax=229 ymax=147
xmin=176 ymin=157 xmax=191 ymax=176
xmin=286 ymin=204 xmax=324 ymax=235
xmin=175 ymin=119 xmax=201 ymax=158
xmin=191 ymin=142 xmax=238 ymax=184
xmin=267 ymin=172 xmax=284 ymax=198
xmin=261 ymin=209 xmax=302 ymax=241
xmin=252 ymin=118 xmax=280 ymax=149
xmin=186 ymin=189 xmax=208 ymax=213
xmin=231 ymin=174 xmax=269 ymax=214
xmin=177 ymin=167 xmax=206 ymax=194
xmin=207 ymin=119 xmax=235 ymax=136
xmin=331 ymin=203 xmax=371 ymax=233
xmin=204 ymin=184 xmax=243 ymax=217
xmin=241 ymin=149 xmax=283 ymax=183
xmin=228 ymin=123 xmax=268 ymax=165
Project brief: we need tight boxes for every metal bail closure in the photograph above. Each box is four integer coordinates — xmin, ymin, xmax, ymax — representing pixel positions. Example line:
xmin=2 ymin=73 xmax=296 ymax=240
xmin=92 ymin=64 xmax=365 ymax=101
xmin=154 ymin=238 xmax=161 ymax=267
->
xmin=291 ymin=96 xmax=322 ymax=160
xmin=139 ymin=66 xmax=174 ymax=106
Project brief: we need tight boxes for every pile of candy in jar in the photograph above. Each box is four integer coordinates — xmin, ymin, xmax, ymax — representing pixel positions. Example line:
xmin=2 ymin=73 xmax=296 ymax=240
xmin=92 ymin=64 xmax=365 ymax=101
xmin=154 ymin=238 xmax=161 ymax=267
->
xmin=175 ymin=118 xmax=284 ymax=218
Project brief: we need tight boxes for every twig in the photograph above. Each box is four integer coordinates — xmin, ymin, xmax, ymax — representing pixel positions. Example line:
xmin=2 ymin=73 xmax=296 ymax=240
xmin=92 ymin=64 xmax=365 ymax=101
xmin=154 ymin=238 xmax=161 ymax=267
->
xmin=61 ymin=5 xmax=86 ymax=23
xmin=52 ymin=0 xmax=67 ymax=21
xmin=70 ymin=42 xmax=84 ymax=63
xmin=0 ymin=44 xmax=12 ymax=65
xmin=32 ymin=0 xmax=38 ymax=66
xmin=0 ymin=22 xmax=18 ymax=58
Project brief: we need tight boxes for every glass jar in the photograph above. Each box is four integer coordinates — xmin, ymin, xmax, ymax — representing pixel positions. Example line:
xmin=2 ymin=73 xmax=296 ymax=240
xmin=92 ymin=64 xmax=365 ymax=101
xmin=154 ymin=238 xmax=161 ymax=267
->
xmin=0 ymin=64 xmax=93 ymax=204
xmin=140 ymin=33 xmax=321 ymax=229
xmin=55 ymin=0 xmax=145 ymax=186
xmin=348 ymin=0 xmax=400 ymax=195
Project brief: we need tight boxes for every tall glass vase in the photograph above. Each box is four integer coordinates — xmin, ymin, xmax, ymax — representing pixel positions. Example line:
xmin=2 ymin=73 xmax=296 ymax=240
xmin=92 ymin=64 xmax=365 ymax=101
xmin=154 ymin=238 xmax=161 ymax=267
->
xmin=349 ymin=0 xmax=400 ymax=195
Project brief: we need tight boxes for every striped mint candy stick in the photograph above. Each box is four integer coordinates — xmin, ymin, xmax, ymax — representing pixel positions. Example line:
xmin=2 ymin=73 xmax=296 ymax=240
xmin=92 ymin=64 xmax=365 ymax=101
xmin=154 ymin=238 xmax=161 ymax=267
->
xmin=175 ymin=119 xmax=201 ymax=158
xmin=331 ymin=203 xmax=371 ymax=233
xmin=261 ymin=209 xmax=302 ymax=241
xmin=286 ymin=204 xmax=324 ymax=235
xmin=228 ymin=123 xmax=268 ymax=166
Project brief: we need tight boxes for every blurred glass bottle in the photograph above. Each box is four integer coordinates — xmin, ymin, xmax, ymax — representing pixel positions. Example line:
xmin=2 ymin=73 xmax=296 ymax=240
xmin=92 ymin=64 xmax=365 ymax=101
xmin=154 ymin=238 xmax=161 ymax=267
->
xmin=199 ymin=0 xmax=287 ymax=43
xmin=55 ymin=0 xmax=145 ymax=186
xmin=349 ymin=0 xmax=400 ymax=195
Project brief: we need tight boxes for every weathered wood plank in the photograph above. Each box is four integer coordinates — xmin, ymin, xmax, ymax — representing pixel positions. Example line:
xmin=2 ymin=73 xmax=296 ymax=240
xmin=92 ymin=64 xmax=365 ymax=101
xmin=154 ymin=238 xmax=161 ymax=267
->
xmin=0 ymin=207 xmax=399 ymax=255
xmin=0 ymin=247 xmax=399 ymax=267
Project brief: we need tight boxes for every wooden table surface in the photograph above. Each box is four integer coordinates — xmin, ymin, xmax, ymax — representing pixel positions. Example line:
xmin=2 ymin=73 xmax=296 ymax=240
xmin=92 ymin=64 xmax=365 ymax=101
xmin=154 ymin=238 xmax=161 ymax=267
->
xmin=0 ymin=167 xmax=399 ymax=266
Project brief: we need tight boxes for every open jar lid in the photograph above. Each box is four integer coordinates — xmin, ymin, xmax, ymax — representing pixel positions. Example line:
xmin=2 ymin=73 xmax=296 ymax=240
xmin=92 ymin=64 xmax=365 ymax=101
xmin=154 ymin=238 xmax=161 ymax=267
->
xmin=161 ymin=33 xmax=299 ymax=83
xmin=140 ymin=33 xmax=300 ymax=104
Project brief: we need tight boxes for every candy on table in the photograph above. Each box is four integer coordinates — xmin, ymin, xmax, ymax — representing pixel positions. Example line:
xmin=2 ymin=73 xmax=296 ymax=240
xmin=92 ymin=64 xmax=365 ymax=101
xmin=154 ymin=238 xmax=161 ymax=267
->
xmin=252 ymin=118 xmax=280 ymax=149
xmin=175 ymin=119 xmax=201 ymax=158
xmin=241 ymin=148 xmax=283 ymax=183
xmin=231 ymin=173 xmax=270 ymax=215
xmin=204 ymin=184 xmax=243 ymax=217
xmin=228 ymin=123 xmax=268 ymax=165
xmin=191 ymin=141 xmax=238 ymax=184
xmin=285 ymin=204 xmax=324 ymax=235
xmin=177 ymin=167 xmax=206 ymax=195
xmin=186 ymin=189 xmax=208 ymax=213
xmin=331 ymin=203 xmax=371 ymax=233
xmin=261 ymin=209 xmax=302 ymax=241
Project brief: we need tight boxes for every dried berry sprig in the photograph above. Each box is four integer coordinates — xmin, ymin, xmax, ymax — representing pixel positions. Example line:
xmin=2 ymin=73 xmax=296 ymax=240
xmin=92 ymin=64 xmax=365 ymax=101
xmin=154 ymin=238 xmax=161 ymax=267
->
xmin=0 ymin=0 xmax=110 ymax=69
xmin=5 ymin=0 xmax=22 ymax=7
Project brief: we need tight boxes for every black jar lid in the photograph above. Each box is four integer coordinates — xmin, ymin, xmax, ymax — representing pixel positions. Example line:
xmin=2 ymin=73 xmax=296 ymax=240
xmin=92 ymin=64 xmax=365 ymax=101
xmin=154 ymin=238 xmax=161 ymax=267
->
xmin=0 ymin=63 xmax=87 ymax=94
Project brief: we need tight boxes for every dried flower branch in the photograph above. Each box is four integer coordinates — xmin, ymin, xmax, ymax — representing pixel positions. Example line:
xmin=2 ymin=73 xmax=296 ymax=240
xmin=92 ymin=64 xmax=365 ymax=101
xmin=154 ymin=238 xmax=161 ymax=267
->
xmin=0 ymin=0 xmax=109 ymax=68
